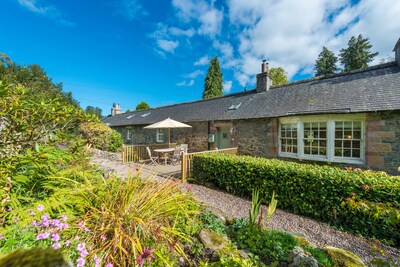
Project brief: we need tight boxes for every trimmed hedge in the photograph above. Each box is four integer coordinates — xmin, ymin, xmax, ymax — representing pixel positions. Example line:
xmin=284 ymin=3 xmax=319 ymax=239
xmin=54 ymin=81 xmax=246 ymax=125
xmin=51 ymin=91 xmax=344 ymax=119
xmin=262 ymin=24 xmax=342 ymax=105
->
xmin=192 ymin=154 xmax=400 ymax=246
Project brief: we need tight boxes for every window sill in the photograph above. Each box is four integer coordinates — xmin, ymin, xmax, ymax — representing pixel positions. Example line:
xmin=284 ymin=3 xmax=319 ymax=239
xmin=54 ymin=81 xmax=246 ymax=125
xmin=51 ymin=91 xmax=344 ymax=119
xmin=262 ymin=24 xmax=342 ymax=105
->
xmin=279 ymin=153 xmax=364 ymax=165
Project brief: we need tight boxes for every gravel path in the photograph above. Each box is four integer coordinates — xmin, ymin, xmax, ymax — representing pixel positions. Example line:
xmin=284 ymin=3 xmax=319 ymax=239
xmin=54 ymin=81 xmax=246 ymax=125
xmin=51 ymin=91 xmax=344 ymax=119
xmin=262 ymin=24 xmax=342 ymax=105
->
xmin=90 ymin=150 xmax=400 ymax=265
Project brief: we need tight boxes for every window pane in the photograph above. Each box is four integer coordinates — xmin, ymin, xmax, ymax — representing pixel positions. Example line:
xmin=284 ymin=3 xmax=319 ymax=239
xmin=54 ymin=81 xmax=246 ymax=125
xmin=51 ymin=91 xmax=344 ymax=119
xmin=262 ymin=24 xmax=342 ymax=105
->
xmin=343 ymin=149 xmax=351 ymax=157
xmin=320 ymin=130 xmax=326 ymax=138
xmin=343 ymin=140 xmax=351 ymax=148
xmin=280 ymin=123 xmax=297 ymax=154
xmin=353 ymin=141 xmax=360 ymax=149
xmin=335 ymin=130 xmax=343 ymax=138
xmin=353 ymin=121 xmax=361 ymax=129
xmin=353 ymin=130 xmax=361 ymax=139
xmin=335 ymin=149 xmax=342 ymax=157
xmin=335 ymin=140 xmax=342 ymax=148
xmin=344 ymin=122 xmax=352 ymax=129
xmin=353 ymin=149 xmax=360 ymax=157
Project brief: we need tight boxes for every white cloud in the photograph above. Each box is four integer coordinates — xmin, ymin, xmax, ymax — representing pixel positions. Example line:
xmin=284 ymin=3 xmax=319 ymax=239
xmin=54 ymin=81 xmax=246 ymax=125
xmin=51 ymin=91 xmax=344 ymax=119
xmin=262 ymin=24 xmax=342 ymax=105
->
xmin=116 ymin=0 xmax=148 ymax=21
xmin=194 ymin=56 xmax=210 ymax=66
xmin=223 ymin=80 xmax=233 ymax=93
xmin=183 ymin=70 xmax=204 ymax=79
xmin=176 ymin=80 xmax=195 ymax=87
xmin=169 ymin=27 xmax=196 ymax=37
xmin=228 ymin=0 xmax=400 ymax=85
xmin=17 ymin=0 xmax=74 ymax=26
xmin=156 ymin=39 xmax=179 ymax=53
xmin=172 ymin=0 xmax=223 ymax=37
xmin=213 ymin=41 xmax=234 ymax=58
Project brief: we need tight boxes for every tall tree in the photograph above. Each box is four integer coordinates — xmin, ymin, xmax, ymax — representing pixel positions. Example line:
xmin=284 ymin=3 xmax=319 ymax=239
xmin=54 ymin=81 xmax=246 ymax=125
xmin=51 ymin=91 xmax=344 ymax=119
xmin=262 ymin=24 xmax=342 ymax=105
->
xmin=314 ymin=47 xmax=338 ymax=76
xmin=136 ymin=101 xmax=150 ymax=110
xmin=203 ymin=57 xmax=223 ymax=99
xmin=269 ymin=67 xmax=289 ymax=85
xmin=85 ymin=106 xmax=103 ymax=119
xmin=339 ymin=34 xmax=379 ymax=72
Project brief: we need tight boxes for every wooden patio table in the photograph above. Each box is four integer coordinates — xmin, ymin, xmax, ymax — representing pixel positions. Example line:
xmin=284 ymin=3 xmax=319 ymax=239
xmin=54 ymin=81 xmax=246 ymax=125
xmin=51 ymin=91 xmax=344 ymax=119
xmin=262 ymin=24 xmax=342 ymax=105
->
xmin=153 ymin=148 xmax=175 ymax=165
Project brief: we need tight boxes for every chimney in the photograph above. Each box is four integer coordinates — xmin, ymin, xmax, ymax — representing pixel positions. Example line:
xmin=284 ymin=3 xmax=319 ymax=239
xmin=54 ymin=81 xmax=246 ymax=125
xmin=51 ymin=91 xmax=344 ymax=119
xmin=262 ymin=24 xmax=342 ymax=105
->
xmin=394 ymin=38 xmax=400 ymax=66
xmin=256 ymin=60 xmax=273 ymax=93
xmin=111 ymin=103 xmax=122 ymax=116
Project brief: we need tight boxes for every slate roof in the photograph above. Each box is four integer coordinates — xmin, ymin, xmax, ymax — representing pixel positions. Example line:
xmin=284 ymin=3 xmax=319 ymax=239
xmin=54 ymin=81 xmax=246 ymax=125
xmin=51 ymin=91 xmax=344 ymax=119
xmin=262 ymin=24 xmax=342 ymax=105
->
xmin=103 ymin=62 xmax=400 ymax=127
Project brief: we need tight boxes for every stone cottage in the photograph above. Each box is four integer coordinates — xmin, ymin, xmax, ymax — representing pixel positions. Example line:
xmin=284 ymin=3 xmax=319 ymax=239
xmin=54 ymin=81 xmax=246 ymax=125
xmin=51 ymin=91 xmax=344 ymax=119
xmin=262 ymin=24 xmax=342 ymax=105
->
xmin=103 ymin=38 xmax=400 ymax=174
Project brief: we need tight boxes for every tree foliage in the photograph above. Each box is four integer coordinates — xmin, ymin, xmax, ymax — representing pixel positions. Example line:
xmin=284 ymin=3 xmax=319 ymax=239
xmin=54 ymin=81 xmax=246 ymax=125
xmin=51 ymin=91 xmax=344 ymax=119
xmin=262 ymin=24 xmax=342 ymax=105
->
xmin=269 ymin=67 xmax=289 ymax=85
xmin=135 ymin=101 xmax=150 ymax=110
xmin=314 ymin=47 xmax=338 ymax=76
xmin=339 ymin=34 xmax=379 ymax=72
xmin=85 ymin=106 xmax=103 ymax=119
xmin=203 ymin=57 xmax=223 ymax=99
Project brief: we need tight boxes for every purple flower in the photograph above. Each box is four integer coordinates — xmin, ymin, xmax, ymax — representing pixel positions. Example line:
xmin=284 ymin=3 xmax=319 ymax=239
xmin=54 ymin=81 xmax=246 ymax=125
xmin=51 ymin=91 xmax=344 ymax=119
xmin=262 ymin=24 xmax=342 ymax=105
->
xmin=52 ymin=243 xmax=61 ymax=249
xmin=65 ymin=240 xmax=71 ymax=247
xmin=61 ymin=215 xmax=68 ymax=221
xmin=43 ymin=232 xmax=50 ymax=238
xmin=80 ymin=249 xmax=88 ymax=258
xmin=94 ymin=254 xmax=101 ymax=267
xmin=100 ymin=235 xmax=107 ymax=241
xmin=28 ymin=210 xmax=36 ymax=216
xmin=135 ymin=247 xmax=156 ymax=267
xmin=32 ymin=220 xmax=37 ymax=227
xmin=79 ymin=221 xmax=85 ymax=228
xmin=0 ymin=234 xmax=4 ymax=239
xmin=36 ymin=232 xmax=49 ymax=240
xmin=51 ymin=219 xmax=61 ymax=228
xmin=105 ymin=263 xmax=113 ymax=267
xmin=77 ymin=243 xmax=86 ymax=252
xmin=51 ymin=233 xmax=60 ymax=241
xmin=83 ymin=227 xmax=91 ymax=233
xmin=37 ymin=204 xmax=44 ymax=212
xmin=74 ymin=235 xmax=80 ymax=240
xmin=76 ymin=257 xmax=85 ymax=267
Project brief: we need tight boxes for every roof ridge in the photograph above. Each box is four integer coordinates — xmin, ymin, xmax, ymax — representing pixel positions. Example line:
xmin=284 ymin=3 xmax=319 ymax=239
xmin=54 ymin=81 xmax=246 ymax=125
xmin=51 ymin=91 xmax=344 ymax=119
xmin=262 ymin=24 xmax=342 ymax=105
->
xmin=271 ymin=61 xmax=398 ymax=89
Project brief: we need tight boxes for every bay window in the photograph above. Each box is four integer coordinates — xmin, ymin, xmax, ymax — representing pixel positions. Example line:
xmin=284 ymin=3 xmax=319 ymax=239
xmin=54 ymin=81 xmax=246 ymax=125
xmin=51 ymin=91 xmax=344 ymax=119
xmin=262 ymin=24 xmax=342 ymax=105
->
xmin=279 ymin=114 xmax=365 ymax=164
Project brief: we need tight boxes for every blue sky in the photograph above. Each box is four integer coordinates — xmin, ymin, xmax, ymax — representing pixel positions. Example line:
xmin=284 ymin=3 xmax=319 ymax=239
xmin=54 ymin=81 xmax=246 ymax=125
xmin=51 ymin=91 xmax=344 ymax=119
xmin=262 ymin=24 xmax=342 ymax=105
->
xmin=1 ymin=0 xmax=399 ymax=116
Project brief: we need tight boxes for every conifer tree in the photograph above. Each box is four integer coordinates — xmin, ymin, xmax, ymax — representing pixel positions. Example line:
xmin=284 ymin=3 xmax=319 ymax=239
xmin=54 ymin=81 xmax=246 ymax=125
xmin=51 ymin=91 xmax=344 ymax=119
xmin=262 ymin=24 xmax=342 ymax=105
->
xmin=203 ymin=57 xmax=223 ymax=99
xmin=314 ymin=47 xmax=338 ymax=76
xmin=339 ymin=34 xmax=378 ymax=72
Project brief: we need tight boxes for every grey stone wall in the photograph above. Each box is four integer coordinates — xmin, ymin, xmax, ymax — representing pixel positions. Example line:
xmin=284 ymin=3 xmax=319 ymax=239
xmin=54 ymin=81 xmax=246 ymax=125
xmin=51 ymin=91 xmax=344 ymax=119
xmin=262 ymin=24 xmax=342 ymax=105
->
xmin=234 ymin=118 xmax=278 ymax=158
xmin=366 ymin=111 xmax=400 ymax=175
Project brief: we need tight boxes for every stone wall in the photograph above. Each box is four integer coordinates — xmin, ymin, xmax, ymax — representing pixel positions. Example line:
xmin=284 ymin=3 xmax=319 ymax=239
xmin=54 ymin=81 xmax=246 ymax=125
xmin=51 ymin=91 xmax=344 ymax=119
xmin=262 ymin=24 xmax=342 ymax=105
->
xmin=365 ymin=111 xmax=400 ymax=174
xmin=234 ymin=118 xmax=278 ymax=158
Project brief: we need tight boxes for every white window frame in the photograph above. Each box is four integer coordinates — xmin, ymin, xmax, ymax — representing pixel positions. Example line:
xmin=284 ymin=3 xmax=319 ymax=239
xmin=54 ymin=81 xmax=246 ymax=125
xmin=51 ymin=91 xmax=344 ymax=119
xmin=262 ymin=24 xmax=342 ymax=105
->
xmin=126 ymin=128 xmax=132 ymax=140
xmin=156 ymin=129 xmax=164 ymax=143
xmin=279 ymin=114 xmax=366 ymax=164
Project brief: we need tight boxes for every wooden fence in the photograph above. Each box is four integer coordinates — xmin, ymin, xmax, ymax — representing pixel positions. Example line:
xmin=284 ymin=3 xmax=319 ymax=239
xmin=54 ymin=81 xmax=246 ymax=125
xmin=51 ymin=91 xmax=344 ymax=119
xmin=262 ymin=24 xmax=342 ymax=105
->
xmin=181 ymin=147 xmax=238 ymax=182
xmin=122 ymin=143 xmax=177 ymax=163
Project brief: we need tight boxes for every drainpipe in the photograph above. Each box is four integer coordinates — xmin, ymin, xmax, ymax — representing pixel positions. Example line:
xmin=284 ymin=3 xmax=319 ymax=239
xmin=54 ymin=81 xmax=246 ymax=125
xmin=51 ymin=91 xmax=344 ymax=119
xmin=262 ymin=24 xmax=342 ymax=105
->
xmin=208 ymin=121 xmax=211 ymax=150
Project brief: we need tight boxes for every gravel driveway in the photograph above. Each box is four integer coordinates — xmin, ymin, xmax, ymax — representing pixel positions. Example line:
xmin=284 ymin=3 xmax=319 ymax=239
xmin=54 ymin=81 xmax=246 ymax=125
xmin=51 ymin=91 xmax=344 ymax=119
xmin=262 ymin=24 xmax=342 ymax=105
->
xmin=90 ymin=149 xmax=400 ymax=265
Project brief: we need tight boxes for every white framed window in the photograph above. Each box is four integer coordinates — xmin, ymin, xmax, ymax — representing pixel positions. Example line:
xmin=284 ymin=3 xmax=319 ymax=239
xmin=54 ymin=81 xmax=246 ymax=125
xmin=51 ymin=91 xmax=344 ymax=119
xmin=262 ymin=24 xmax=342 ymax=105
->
xmin=279 ymin=114 xmax=365 ymax=164
xmin=127 ymin=128 xmax=132 ymax=140
xmin=156 ymin=129 xmax=164 ymax=143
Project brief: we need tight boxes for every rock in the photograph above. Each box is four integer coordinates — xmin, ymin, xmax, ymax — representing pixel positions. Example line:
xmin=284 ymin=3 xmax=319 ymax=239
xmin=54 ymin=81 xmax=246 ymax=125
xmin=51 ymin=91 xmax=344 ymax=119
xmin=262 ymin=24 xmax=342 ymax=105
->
xmin=293 ymin=235 xmax=316 ymax=248
xmin=205 ymin=206 xmax=227 ymax=224
xmin=238 ymin=249 xmax=250 ymax=259
xmin=198 ymin=229 xmax=227 ymax=253
xmin=287 ymin=246 xmax=319 ymax=267
xmin=323 ymin=246 xmax=366 ymax=267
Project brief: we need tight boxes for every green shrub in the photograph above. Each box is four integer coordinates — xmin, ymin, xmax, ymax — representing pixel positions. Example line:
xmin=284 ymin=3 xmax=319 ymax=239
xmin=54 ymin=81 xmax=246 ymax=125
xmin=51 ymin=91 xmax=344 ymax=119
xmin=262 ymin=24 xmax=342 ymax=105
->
xmin=79 ymin=122 xmax=112 ymax=150
xmin=192 ymin=154 xmax=400 ymax=246
xmin=108 ymin=130 xmax=123 ymax=152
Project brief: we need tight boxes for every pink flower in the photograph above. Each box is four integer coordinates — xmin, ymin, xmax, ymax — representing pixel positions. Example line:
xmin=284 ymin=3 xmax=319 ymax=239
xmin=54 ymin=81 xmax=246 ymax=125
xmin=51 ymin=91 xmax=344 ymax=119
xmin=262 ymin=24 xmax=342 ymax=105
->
xmin=135 ymin=247 xmax=156 ymax=267
xmin=94 ymin=254 xmax=101 ymax=267
xmin=105 ymin=263 xmax=113 ymax=267
xmin=37 ymin=204 xmax=44 ymax=212
xmin=52 ymin=243 xmax=61 ymax=249
xmin=77 ymin=243 xmax=86 ymax=252
xmin=32 ymin=220 xmax=37 ymax=227
xmin=51 ymin=233 xmax=60 ymax=241
xmin=79 ymin=221 xmax=85 ymax=228
xmin=83 ymin=227 xmax=91 ymax=233
xmin=100 ymin=235 xmax=107 ymax=241
xmin=28 ymin=210 xmax=36 ymax=216
xmin=61 ymin=215 xmax=68 ymax=221
xmin=0 ymin=234 xmax=4 ymax=239
xmin=74 ymin=235 xmax=80 ymax=240
xmin=65 ymin=240 xmax=71 ymax=247
xmin=76 ymin=257 xmax=85 ymax=267
xmin=80 ymin=249 xmax=88 ymax=258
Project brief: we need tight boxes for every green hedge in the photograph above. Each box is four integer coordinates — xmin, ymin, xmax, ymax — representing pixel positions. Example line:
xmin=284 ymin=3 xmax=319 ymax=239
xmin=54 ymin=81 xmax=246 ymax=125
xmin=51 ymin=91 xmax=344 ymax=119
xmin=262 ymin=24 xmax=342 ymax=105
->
xmin=192 ymin=154 xmax=400 ymax=246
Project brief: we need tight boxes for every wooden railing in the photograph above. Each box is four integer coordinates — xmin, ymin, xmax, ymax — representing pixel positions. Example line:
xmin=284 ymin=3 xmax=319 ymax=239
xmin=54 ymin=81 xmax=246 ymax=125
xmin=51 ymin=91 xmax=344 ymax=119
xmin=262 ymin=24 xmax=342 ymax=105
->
xmin=122 ymin=143 xmax=177 ymax=163
xmin=181 ymin=147 xmax=238 ymax=182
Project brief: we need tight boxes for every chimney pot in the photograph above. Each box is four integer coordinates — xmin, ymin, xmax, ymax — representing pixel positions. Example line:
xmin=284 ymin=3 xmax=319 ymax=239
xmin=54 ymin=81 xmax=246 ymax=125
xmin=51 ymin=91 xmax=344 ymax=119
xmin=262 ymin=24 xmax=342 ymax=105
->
xmin=256 ymin=60 xmax=273 ymax=93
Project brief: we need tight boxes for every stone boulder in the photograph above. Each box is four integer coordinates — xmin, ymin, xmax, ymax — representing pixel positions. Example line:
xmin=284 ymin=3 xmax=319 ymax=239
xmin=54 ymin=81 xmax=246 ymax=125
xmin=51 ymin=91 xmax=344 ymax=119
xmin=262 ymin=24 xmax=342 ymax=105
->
xmin=322 ymin=246 xmax=366 ymax=267
xmin=287 ymin=246 xmax=319 ymax=267
xmin=198 ymin=229 xmax=228 ymax=253
xmin=205 ymin=206 xmax=227 ymax=224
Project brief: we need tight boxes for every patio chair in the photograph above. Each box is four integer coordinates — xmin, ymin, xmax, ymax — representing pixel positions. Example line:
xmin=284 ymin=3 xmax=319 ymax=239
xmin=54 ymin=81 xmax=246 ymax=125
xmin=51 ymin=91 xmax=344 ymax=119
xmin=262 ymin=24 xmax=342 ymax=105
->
xmin=169 ymin=147 xmax=182 ymax=165
xmin=180 ymin=144 xmax=188 ymax=153
xmin=146 ymin=147 xmax=159 ymax=165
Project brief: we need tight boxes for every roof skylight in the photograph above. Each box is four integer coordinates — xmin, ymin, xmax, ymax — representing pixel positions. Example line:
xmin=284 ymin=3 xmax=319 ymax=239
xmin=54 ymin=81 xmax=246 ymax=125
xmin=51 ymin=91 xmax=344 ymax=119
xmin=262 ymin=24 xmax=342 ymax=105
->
xmin=140 ymin=112 xmax=151 ymax=118
xmin=228 ymin=102 xmax=242 ymax=110
xmin=126 ymin=115 xmax=135 ymax=119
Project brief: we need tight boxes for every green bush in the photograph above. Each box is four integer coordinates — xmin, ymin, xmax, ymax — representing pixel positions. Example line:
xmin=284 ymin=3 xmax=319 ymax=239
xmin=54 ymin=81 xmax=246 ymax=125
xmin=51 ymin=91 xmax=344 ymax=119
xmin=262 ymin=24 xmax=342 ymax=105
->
xmin=192 ymin=154 xmax=400 ymax=246
xmin=108 ymin=130 xmax=123 ymax=152
xmin=79 ymin=122 xmax=112 ymax=150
